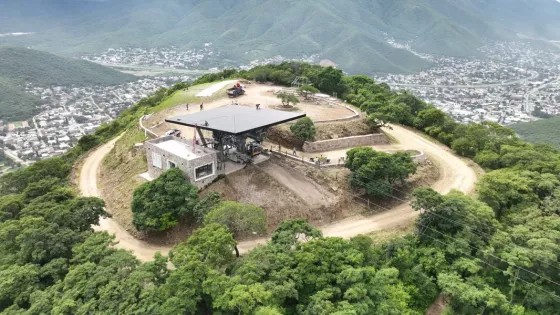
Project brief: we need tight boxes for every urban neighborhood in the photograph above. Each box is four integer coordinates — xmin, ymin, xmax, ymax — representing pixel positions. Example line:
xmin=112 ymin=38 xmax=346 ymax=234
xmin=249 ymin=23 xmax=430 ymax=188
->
xmin=2 ymin=42 xmax=560 ymax=167
xmin=378 ymin=42 xmax=560 ymax=124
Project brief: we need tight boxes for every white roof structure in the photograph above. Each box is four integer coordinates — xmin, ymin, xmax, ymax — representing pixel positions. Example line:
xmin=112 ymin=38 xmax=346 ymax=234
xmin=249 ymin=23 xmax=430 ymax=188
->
xmin=154 ymin=139 xmax=208 ymax=160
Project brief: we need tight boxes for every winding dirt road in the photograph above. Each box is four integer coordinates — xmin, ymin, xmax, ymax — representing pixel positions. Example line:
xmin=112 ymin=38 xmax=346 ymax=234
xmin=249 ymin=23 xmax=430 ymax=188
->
xmin=80 ymin=123 xmax=477 ymax=261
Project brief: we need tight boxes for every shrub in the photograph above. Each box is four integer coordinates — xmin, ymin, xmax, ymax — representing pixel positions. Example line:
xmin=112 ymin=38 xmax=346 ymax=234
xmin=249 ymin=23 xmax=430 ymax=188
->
xmin=290 ymin=117 xmax=316 ymax=142
xmin=204 ymin=201 xmax=267 ymax=238
xmin=131 ymin=168 xmax=199 ymax=232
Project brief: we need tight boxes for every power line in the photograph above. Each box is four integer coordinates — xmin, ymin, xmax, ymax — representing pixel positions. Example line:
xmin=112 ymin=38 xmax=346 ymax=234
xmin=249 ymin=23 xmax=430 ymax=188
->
xmin=416 ymin=221 xmax=560 ymax=288
xmin=349 ymin=176 xmax=560 ymax=273
xmin=418 ymin=229 xmax=560 ymax=301
xmin=358 ymin=197 xmax=560 ymax=301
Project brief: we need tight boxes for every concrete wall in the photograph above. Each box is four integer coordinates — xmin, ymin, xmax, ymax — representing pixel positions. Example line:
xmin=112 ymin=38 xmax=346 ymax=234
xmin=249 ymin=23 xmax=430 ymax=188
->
xmin=145 ymin=136 xmax=219 ymax=189
xmin=408 ymin=150 xmax=426 ymax=164
xmin=302 ymin=133 xmax=388 ymax=153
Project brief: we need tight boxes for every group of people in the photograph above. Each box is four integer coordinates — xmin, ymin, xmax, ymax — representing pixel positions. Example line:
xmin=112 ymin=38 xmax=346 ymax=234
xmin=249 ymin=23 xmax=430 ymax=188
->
xmin=185 ymin=101 xmax=264 ymax=112
xmin=185 ymin=103 xmax=204 ymax=111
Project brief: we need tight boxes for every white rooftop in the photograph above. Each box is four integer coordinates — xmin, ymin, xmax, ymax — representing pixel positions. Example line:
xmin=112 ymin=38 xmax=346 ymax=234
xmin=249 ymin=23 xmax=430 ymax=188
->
xmin=154 ymin=139 xmax=211 ymax=160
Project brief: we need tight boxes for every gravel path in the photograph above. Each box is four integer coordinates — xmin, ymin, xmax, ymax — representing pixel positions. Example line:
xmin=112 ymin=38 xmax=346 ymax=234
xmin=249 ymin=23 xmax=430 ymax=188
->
xmin=79 ymin=123 xmax=477 ymax=261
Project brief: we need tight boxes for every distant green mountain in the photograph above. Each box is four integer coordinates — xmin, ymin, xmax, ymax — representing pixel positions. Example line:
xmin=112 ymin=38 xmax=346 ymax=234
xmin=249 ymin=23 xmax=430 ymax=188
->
xmin=0 ymin=77 xmax=42 ymax=123
xmin=2 ymin=0 xmax=558 ymax=74
xmin=510 ymin=117 xmax=560 ymax=149
xmin=0 ymin=46 xmax=135 ymax=122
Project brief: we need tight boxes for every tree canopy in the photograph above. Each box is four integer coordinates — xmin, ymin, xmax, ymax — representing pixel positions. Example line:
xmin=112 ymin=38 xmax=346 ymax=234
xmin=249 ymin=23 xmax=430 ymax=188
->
xmin=131 ymin=168 xmax=199 ymax=232
xmin=204 ymin=201 xmax=267 ymax=239
xmin=298 ymin=84 xmax=319 ymax=100
xmin=290 ymin=117 xmax=317 ymax=142
xmin=346 ymin=147 xmax=417 ymax=198
xmin=1 ymin=62 xmax=559 ymax=314
xmin=276 ymin=92 xmax=299 ymax=107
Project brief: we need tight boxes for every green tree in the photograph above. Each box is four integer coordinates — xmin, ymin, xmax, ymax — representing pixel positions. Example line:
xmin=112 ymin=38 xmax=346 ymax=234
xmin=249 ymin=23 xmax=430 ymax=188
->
xmin=76 ymin=134 xmax=101 ymax=152
xmin=298 ymin=85 xmax=319 ymax=100
xmin=269 ymin=70 xmax=296 ymax=86
xmin=0 ymin=158 xmax=71 ymax=196
xmin=315 ymin=66 xmax=344 ymax=95
xmin=277 ymin=92 xmax=300 ymax=107
xmin=0 ymin=194 xmax=23 ymax=222
xmin=365 ymin=112 xmax=389 ymax=129
xmin=193 ymin=191 xmax=222 ymax=223
xmin=412 ymin=188 xmax=498 ymax=246
xmin=346 ymin=148 xmax=417 ymax=198
xmin=413 ymin=107 xmax=446 ymax=129
xmin=476 ymin=169 xmax=559 ymax=217
xmin=131 ymin=168 xmax=199 ymax=232
xmin=22 ymin=177 xmax=62 ymax=202
xmin=204 ymin=201 xmax=267 ymax=239
xmin=290 ymin=117 xmax=316 ymax=142
xmin=270 ymin=219 xmax=322 ymax=247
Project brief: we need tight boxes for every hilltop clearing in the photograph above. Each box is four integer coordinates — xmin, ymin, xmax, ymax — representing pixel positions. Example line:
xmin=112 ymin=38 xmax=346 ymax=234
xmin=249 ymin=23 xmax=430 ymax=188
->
xmin=84 ymin=80 xmax=476 ymax=258
xmin=5 ymin=64 xmax=560 ymax=314
xmin=144 ymin=83 xmax=356 ymax=137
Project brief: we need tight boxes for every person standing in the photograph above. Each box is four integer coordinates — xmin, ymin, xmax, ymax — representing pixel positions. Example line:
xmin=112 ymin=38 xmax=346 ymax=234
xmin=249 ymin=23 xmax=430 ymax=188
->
xmin=256 ymin=103 xmax=260 ymax=110
xmin=186 ymin=103 xmax=189 ymax=111
xmin=200 ymin=102 xmax=204 ymax=110
xmin=292 ymin=147 xmax=297 ymax=155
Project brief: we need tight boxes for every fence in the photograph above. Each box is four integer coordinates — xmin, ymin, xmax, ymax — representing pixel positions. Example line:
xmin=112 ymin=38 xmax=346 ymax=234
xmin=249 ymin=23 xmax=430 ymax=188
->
xmin=139 ymin=115 xmax=159 ymax=138
xmin=267 ymin=145 xmax=346 ymax=168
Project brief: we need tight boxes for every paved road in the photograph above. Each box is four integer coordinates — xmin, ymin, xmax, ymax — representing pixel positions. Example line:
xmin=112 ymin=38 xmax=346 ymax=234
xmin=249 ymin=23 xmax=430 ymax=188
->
xmin=4 ymin=150 xmax=31 ymax=166
xmin=391 ymin=71 xmax=538 ymax=89
xmin=79 ymin=124 xmax=478 ymax=261
xmin=523 ymin=76 xmax=560 ymax=114
xmin=92 ymin=61 xmax=216 ymax=76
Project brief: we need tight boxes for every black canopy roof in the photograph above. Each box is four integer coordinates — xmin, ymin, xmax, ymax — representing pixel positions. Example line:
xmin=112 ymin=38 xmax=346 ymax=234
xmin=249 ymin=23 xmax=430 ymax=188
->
xmin=165 ymin=105 xmax=306 ymax=135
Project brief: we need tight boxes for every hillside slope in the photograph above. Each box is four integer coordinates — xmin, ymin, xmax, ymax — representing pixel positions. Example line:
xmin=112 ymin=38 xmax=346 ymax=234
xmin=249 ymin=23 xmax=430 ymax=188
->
xmin=2 ymin=0 xmax=558 ymax=74
xmin=0 ymin=46 xmax=135 ymax=121
xmin=0 ymin=78 xmax=42 ymax=122
xmin=510 ymin=117 xmax=560 ymax=149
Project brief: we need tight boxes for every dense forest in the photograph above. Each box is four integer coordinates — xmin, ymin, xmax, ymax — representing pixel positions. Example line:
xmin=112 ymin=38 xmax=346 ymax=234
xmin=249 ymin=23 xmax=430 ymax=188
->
xmin=0 ymin=63 xmax=559 ymax=314
xmin=511 ymin=116 xmax=560 ymax=149
xmin=0 ymin=46 xmax=135 ymax=121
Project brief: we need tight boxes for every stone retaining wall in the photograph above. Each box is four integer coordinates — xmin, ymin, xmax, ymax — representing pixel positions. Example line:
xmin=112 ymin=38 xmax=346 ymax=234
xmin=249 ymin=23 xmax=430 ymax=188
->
xmin=313 ymin=105 xmax=361 ymax=124
xmin=302 ymin=133 xmax=388 ymax=153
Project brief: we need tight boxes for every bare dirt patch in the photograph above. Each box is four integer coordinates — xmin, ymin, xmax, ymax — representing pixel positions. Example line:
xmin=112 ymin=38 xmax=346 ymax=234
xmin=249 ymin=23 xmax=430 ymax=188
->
xmin=267 ymin=119 xmax=375 ymax=149
xmin=427 ymin=294 xmax=450 ymax=315
xmin=98 ymin=127 xmax=148 ymax=236
xmin=206 ymin=155 xmax=355 ymax=232
xmin=143 ymin=82 xmax=358 ymax=139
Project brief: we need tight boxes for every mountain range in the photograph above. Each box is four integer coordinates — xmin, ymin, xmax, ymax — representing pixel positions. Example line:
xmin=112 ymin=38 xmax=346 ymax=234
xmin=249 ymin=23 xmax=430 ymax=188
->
xmin=1 ymin=0 xmax=560 ymax=74
xmin=0 ymin=46 xmax=135 ymax=122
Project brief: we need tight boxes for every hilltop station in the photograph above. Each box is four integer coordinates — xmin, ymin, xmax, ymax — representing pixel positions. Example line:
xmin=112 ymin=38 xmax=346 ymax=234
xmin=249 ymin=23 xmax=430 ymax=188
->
xmin=144 ymin=105 xmax=305 ymax=188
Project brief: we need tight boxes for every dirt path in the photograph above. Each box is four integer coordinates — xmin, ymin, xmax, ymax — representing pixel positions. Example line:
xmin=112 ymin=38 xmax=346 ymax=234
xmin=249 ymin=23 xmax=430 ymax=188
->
xmin=80 ymin=123 xmax=477 ymax=261
xmin=259 ymin=162 xmax=335 ymax=207
xmin=80 ymin=136 xmax=170 ymax=261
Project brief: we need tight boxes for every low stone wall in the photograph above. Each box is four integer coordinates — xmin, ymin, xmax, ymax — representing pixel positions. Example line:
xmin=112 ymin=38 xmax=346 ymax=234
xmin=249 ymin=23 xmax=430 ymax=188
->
xmin=302 ymin=133 xmax=388 ymax=153
xmin=408 ymin=150 xmax=426 ymax=164
xmin=313 ymin=105 xmax=361 ymax=124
